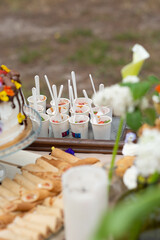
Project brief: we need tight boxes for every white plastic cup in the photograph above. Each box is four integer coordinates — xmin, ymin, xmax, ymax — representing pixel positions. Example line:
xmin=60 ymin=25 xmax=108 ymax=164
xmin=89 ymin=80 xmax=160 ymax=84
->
xmin=74 ymin=97 xmax=92 ymax=107
xmin=50 ymin=98 xmax=70 ymax=115
xmin=50 ymin=114 xmax=69 ymax=138
xmin=46 ymin=106 xmax=68 ymax=118
xmin=92 ymin=106 xmax=110 ymax=117
xmin=70 ymin=105 xmax=90 ymax=117
xmin=27 ymin=95 xmax=47 ymax=113
xmin=69 ymin=115 xmax=89 ymax=139
xmin=62 ymin=166 xmax=108 ymax=240
xmin=30 ymin=104 xmax=44 ymax=114
xmin=91 ymin=116 xmax=112 ymax=140
xmin=39 ymin=113 xmax=50 ymax=137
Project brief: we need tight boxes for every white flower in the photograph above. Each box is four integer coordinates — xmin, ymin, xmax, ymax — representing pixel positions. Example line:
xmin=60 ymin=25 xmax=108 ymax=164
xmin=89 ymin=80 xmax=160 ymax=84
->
xmin=92 ymin=84 xmax=134 ymax=117
xmin=135 ymin=129 xmax=160 ymax=176
xmin=140 ymin=97 xmax=149 ymax=110
xmin=122 ymin=75 xmax=140 ymax=83
xmin=123 ymin=166 xmax=138 ymax=190
xmin=152 ymin=95 xmax=160 ymax=103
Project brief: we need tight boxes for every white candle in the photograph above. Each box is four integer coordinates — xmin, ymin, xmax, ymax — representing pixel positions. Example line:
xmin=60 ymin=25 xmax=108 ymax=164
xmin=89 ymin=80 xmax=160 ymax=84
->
xmin=62 ymin=166 xmax=108 ymax=240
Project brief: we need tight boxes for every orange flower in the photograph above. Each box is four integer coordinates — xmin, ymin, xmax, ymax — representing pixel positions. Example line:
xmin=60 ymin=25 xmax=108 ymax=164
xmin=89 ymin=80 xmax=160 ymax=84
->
xmin=155 ymin=85 xmax=160 ymax=93
xmin=4 ymin=86 xmax=15 ymax=97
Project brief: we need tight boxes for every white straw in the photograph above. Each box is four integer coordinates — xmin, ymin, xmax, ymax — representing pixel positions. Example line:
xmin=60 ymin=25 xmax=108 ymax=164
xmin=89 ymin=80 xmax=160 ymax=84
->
xmin=68 ymin=79 xmax=73 ymax=110
xmin=70 ymin=85 xmax=76 ymax=122
xmin=34 ymin=75 xmax=40 ymax=100
xmin=32 ymin=87 xmax=38 ymax=111
xmin=44 ymin=75 xmax=54 ymax=103
xmin=71 ymin=71 xmax=78 ymax=99
xmin=83 ymin=89 xmax=96 ymax=122
xmin=99 ymin=83 xmax=104 ymax=92
xmin=52 ymin=85 xmax=61 ymax=121
xmin=89 ymin=74 xmax=96 ymax=95
xmin=58 ymin=85 xmax=63 ymax=102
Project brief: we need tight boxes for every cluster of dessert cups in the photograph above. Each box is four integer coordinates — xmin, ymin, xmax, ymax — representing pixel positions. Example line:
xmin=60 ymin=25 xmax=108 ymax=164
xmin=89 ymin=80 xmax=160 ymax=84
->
xmin=27 ymin=95 xmax=112 ymax=140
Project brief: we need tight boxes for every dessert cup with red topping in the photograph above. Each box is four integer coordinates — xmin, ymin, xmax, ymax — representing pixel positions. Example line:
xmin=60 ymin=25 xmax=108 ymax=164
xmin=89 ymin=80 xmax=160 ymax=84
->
xmin=92 ymin=106 xmax=111 ymax=117
xmin=50 ymin=114 xmax=69 ymax=138
xmin=27 ymin=95 xmax=47 ymax=113
xmin=69 ymin=115 xmax=89 ymax=139
xmin=50 ymin=98 xmax=70 ymax=115
xmin=70 ymin=105 xmax=90 ymax=117
xmin=46 ymin=105 xmax=68 ymax=118
xmin=90 ymin=115 xmax=112 ymax=140
xmin=74 ymin=97 xmax=92 ymax=107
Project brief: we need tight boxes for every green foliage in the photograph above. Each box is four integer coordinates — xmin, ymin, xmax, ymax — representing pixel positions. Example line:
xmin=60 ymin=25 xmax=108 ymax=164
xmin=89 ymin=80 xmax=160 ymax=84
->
xmin=91 ymin=186 xmax=160 ymax=240
xmin=113 ymin=32 xmax=142 ymax=41
xmin=142 ymin=108 xmax=156 ymax=126
xmin=126 ymin=109 xmax=142 ymax=131
xmin=121 ymin=76 xmax=159 ymax=101
xmin=68 ymin=39 xmax=110 ymax=65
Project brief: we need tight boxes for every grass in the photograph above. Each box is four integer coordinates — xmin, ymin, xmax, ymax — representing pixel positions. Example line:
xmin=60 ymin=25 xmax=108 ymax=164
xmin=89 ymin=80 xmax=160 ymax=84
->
xmin=18 ymin=42 xmax=53 ymax=64
xmin=113 ymin=31 xmax=142 ymax=41
xmin=56 ymin=28 xmax=94 ymax=44
xmin=68 ymin=38 xmax=111 ymax=65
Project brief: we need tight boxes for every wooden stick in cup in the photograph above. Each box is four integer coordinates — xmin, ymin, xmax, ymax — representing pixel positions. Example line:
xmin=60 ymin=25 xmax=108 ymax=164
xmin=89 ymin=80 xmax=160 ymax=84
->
xmin=89 ymin=74 xmax=96 ymax=95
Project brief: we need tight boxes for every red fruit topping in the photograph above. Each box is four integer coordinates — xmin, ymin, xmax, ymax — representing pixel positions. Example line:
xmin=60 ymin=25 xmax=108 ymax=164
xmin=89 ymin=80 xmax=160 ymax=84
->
xmin=52 ymin=120 xmax=59 ymax=123
xmin=59 ymin=102 xmax=65 ymax=106
xmin=98 ymin=121 xmax=105 ymax=124
xmin=76 ymin=110 xmax=83 ymax=113
xmin=78 ymin=102 xmax=86 ymax=105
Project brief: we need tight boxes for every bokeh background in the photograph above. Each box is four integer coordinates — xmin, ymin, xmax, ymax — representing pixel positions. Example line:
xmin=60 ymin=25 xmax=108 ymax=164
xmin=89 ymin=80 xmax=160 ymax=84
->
xmin=0 ymin=0 xmax=160 ymax=100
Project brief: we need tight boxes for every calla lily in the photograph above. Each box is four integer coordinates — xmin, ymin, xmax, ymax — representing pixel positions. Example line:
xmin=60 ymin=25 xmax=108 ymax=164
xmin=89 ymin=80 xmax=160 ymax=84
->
xmin=121 ymin=44 xmax=150 ymax=79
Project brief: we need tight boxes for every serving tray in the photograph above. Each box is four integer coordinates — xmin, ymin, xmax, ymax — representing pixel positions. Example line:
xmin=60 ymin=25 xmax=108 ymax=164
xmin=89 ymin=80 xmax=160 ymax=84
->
xmin=26 ymin=117 xmax=127 ymax=154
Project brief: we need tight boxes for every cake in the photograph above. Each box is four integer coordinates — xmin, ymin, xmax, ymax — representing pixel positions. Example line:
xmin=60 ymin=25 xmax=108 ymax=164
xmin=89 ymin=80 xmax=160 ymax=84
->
xmin=0 ymin=65 xmax=29 ymax=149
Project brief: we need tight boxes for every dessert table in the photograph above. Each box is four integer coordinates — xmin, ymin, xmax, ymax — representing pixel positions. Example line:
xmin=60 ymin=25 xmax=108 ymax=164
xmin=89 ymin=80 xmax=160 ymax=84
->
xmin=0 ymin=150 xmax=123 ymax=240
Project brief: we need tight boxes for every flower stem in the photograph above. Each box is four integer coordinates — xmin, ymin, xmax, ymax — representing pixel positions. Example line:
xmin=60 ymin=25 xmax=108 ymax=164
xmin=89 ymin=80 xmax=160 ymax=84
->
xmin=108 ymin=117 xmax=124 ymax=189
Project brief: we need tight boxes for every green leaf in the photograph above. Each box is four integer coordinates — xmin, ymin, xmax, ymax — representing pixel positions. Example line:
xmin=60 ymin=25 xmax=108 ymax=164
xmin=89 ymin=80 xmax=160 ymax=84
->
xmin=147 ymin=75 xmax=160 ymax=84
xmin=142 ymin=108 xmax=156 ymax=126
xmin=91 ymin=186 xmax=160 ymax=240
xmin=120 ymin=81 xmax=151 ymax=100
xmin=126 ymin=109 xmax=142 ymax=131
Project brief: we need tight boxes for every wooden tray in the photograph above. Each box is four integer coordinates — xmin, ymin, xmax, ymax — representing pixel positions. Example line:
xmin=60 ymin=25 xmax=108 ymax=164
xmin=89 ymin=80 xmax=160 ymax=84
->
xmin=26 ymin=117 xmax=127 ymax=154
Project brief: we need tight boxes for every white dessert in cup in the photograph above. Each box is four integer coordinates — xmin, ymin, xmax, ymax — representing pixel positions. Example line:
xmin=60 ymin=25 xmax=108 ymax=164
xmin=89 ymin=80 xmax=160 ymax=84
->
xmin=70 ymin=105 xmax=90 ymax=117
xmin=27 ymin=95 xmax=47 ymax=113
xmin=90 ymin=115 xmax=112 ymax=140
xmin=30 ymin=104 xmax=44 ymax=113
xmin=69 ymin=115 xmax=89 ymax=139
xmin=50 ymin=114 xmax=69 ymax=138
xmin=46 ymin=106 xmax=68 ymax=118
xmin=74 ymin=97 xmax=92 ymax=107
xmin=50 ymin=98 xmax=70 ymax=115
xmin=92 ymin=106 xmax=110 ymax=117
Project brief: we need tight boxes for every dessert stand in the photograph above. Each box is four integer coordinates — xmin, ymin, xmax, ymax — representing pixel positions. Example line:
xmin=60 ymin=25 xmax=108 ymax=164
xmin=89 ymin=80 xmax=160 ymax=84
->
xmin=0 ymin=106 xmax=42 ymax=159
xmin=0 ymin=106 xmax=42 ymax=180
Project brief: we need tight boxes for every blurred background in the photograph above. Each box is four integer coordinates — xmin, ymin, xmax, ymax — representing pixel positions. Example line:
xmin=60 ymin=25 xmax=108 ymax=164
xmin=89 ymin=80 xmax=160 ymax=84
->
xmin=0 ymin=0 xmax=160 ymax=100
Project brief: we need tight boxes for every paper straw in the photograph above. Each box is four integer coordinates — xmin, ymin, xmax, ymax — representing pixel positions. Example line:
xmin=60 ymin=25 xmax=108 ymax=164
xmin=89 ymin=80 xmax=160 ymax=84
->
xmin=44 ymin=75 xmax=54 ymax=102
xmin=34 ymin=75 xmax=40 ymax=100
xmin=89 ymin=74 xmax=96 ymax=95
xmin=71 ymin=71 xmax=78 ymax=99
xmin=83 ymin=89 xmax=96 ymax=122
xmin=99 ymin=84 xmax=104 ymax=92
xmin=32 ymin=87 xmax=38 ymax=111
